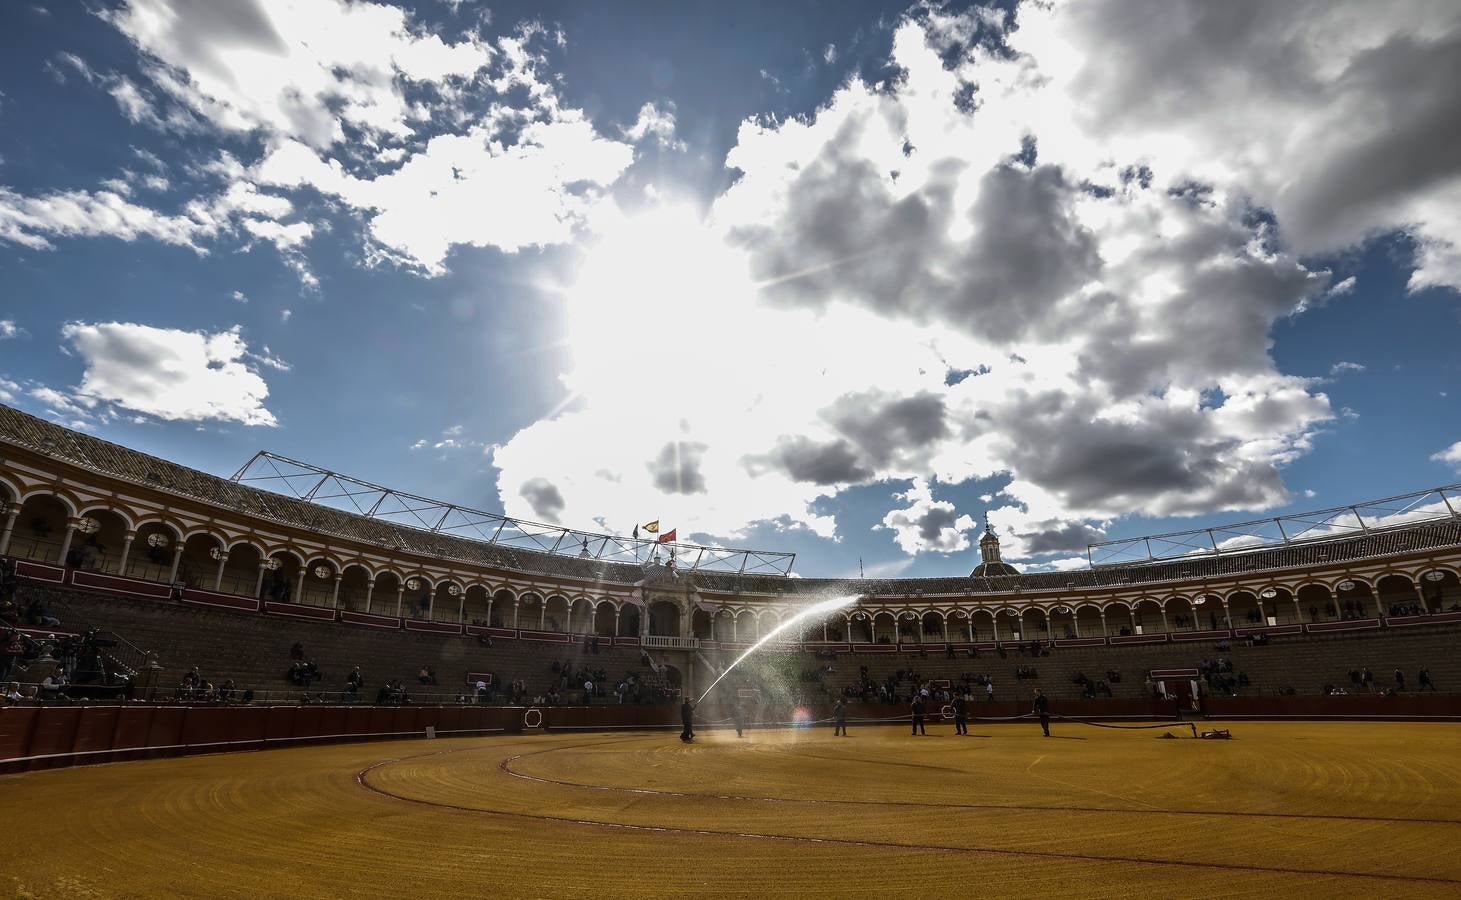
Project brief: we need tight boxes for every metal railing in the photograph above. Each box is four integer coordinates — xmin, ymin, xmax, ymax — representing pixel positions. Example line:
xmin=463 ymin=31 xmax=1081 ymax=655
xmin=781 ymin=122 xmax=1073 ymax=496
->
xmin=229 ymin=450 xmax=796 ymax=576
xmin=1088 ymin=483 xmax=1461 ymax=566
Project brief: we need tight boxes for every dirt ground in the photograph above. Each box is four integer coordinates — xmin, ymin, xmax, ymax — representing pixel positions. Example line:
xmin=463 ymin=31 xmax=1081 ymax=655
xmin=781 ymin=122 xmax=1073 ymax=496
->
xmin=6 ymin=720 xmax=1461 ymax=898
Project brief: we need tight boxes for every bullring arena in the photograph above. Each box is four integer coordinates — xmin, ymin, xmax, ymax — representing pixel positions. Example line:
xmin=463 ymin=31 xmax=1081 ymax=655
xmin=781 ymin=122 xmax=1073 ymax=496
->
xmin=5 ymin=403 xmax=1461 ymax=898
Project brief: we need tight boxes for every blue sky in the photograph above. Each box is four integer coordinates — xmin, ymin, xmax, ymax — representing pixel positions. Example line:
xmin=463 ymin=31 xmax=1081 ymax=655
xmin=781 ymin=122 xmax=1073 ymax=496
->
xmin=1 ymin=0 xmax=1458 ymax=579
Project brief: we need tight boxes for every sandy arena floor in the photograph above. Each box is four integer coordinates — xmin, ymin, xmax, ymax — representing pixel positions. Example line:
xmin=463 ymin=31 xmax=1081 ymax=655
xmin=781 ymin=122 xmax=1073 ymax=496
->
xmin=6 ymin=720 xmax=1461 ymax=898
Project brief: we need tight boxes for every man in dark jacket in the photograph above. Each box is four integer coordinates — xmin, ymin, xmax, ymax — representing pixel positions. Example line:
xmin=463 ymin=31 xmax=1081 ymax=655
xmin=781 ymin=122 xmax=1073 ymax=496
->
xmin=952 ymin=692 xmax=968 ymax=735
xmin=910 ymin=693 xmax=926 ymax=735
xmin=1033 ymin=688 xmax=1050 ymax=736
xmin=680 ymin=697 xmax=696 ymax=742
xmin=833 ymin=697 xmax=848 ymax=736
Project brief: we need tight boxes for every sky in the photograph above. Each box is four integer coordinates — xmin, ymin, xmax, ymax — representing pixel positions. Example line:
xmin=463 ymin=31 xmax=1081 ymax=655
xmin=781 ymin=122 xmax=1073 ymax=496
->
xmin=1 ymin=0 xmax=1459 ymax=579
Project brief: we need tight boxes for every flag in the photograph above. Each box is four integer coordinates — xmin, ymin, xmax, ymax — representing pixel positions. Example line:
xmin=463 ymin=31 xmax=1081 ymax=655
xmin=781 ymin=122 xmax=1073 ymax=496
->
xmin=642 ymin=520 xmax=660 ymax=534
xmin=657 ymin=528 xmax=677 ymax=544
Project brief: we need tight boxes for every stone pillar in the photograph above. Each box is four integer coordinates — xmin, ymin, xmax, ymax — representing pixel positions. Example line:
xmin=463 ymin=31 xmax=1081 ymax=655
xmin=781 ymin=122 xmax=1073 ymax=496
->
xmin=1219 ymin=598 xmax=1231 ymax=630
xmin=254 ymin=564 xmax=268 ymax=599
xmin=512 ymin=600 xmax=520 ymax=630
xmin=167 ymin=543 xmax=185 ymax=584
xmin=1159 ymin=608 xmax=1170 ymax=633
xmin=485 ymin=596 xmax=493 ymax=626
xmin=214 ymin=553 xmax=229 ymax=591
xmin=1255 ymin=600 xmax=1266 ymax=625
xmin=294 ymin=567 xmax=307 ymax=605
xmin=117 ymin=532 xmax=135 ymax=576
xmin=1100 ymin=612 xmax=1108 ymax=637
xmin=941 ymin=618 xmax=949 ymax=643
xmin=457 ymin=591 xmax=464 ymax=623
xmin=968 ymin=617 xmax=974 ymax=643
xmin=538 ymin=603 xmax=546 ymax=631
xmin=331 ymin=574 xmax=342 ymax=608
xmin=364 ymin=578 xmax=375 ymax=614
xmin=57 ymin=519 xmax=79 ymax=565
xmin=613 ymin=606 xmax=620 ymax=638
xmin=1292 ymin=596 xmax=1303 ymax=622
xmin=0 ymin=505 xmax=18 ymax=557
xmin=395 ymin=584 xmax=405 ymax=618
xmin=732 ymin=615 xmax=738 ymax=642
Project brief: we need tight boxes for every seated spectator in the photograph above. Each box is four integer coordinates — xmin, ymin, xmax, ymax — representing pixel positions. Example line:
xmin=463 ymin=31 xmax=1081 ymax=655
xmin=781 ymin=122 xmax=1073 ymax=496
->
xmin=218 ymin=679 xmax=236 ymax=702
xmin=39 ymin=667 xmax=68 ymax=700
xmin=3 ymin=681 xmax=23 ymax=704
xmin=25 ymin=597 xmax=61 ymax=628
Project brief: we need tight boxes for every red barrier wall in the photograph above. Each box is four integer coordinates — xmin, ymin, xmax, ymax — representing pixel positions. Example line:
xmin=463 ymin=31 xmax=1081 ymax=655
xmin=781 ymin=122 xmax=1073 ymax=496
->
xmin=1205 ymin=694 xmax=1461 ymax=720
xmin=0 ymin=703 xmax=523 ymax=773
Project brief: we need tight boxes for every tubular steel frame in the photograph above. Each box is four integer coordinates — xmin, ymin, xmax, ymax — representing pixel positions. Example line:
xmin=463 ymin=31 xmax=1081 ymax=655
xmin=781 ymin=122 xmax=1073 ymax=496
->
xmin=1087 ymin=483 xmax=1461 ymax=567
xmin=229 ymin=450 xmax=796 ymax=577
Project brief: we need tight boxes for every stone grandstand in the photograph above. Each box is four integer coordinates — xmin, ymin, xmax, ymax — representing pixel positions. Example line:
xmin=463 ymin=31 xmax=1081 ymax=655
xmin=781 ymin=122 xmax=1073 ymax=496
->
xmin=3 ymin=400 xmax=1461 ymax=711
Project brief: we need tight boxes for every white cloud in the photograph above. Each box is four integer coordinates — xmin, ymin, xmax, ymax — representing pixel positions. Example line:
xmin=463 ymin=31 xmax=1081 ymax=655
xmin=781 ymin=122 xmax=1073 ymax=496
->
xmin=0 ymin=378 xmax=18 ymax=403
xmin=256 ymin=112 xmax=633 ymax=273
xmin=0 ymin=185 xmax=211 ymax=251
xmin=489 ymin=8 xmax=1366 ymax=558
xmin=0 ymin=320 xmax=20 ymax=339
xmin=1432 ymin=441 xmax=1461 ymax=469
xmin=105 ymin=0 xmax=495 ymax=150
xmin=1329 ymin=361 xmax=1366 ymax=376
xmin=879 ymin=479 xmax=977 ymax=554
xmin=59 ymin=322 xmax=280 ymax=426
xmin=622 ymin=102 xmax=685 ymax=151
xmin=231 ymin=290 xmax=248 ymax=303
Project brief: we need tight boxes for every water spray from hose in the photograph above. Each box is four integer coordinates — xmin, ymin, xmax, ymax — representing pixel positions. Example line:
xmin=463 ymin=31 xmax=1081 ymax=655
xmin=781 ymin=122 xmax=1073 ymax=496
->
xmin=696 ymin=594 xmax=859 ymax=703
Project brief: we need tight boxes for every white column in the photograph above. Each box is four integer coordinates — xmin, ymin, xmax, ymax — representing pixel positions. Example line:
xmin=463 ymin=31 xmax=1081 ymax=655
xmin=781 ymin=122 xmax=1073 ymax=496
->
xmin=331 ymin=574 xmax=342 ymax=608
xmin=1071 ymin=615 xmax=1081 ymax=638
xmin=213 ymin=553 xmax=229 ymax=591
xmin=457 ymin=591 xmax=464 ymax=622
xmin=1159 ymin=608 xmax=1170 ymax=633
xmin=539 ymin=603 xmax=546 ymax=631
xmin=941 ymin=618 xmax=949 ymax=643
xmin=0 ymin=506 xmax=18 ymax=557
xmin=485 ymin=596 xmax=493 ymax=626
xmin=117 ymin=533 xmax=135 ymax=576
xmin=1100 ymin=612 xmax=1108 ymax=637
xmin=167 ymin=543 xmax=185 ymax=584
xmin=1255 ymin=600 xmax=1266 ymax=624
xmin=1219 ymin=598 xmax=1231 ymax=629
xmin=254 ymin=564 xmax=268 ymax=599
xmin=732 ymin=616 xmax=738 ymax=642
xmin=363 ymin=578 xmax=375 ymax=613
xmin=968 ymin=617 xmax=974 ymax=643
xmin=395 ymin=584 xmax=405 ymax=618
xmin=512 ymin=600 xmax=520 ymax=630
xmin=57 ymin=519 xmax=79 ymax=565
xmin=294 ymin=567 xmax=307 ymax=604
xmin=613 ymin=606 xmax=620 ymax=638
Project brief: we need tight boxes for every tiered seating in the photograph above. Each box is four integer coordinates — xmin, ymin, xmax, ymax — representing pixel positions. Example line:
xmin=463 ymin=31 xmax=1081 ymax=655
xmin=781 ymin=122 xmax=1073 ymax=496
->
xmin=705 ymin=627 xmax=1461 ymax=703
xmin=27 ymin=585 xmax=658 ymax=702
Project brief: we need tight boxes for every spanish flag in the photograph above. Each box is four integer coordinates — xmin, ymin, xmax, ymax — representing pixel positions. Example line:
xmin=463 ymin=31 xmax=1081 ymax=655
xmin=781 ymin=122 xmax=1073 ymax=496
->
xmin=657 ymin=528 xmax=677 ymax=544
xmin=642 ymin=520 xmax=660 ymax=534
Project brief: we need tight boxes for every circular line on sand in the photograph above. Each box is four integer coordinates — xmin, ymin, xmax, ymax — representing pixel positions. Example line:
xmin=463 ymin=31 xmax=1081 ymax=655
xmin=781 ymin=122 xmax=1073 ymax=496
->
xmin=354 ymin=743 xmax=1461 ymax=888
xmin=499 ymin=741 xmax=1461 ymax=827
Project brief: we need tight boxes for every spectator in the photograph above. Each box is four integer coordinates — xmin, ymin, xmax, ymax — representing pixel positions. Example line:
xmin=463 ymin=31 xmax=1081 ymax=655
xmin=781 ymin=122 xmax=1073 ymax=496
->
xmin=347 ymin=666 xmax=364 ymax=692
xmin=218 ymin=679 xmax=236 ymax=702
xmin=25 ymin=597 xmax=60 ymax=628
xmin=290 ymin=642 xmax=305 ymax=661
xmin=1419 ymin=667 xmax=1435 ymax=691
xmin=1 ymin=627 xmax=23 ymax=682
xmin=39 ymin=666 xmax=68 ymax=700
xmin=475 ymin=680 xmax=488 ymax=703
xmin=3 ymin=681 xmax=23 ymax=705
xmin=1394 ymin=668 xmax=1405 ymax=691
xmin=985 ymin=681 xmax=994 ymax=702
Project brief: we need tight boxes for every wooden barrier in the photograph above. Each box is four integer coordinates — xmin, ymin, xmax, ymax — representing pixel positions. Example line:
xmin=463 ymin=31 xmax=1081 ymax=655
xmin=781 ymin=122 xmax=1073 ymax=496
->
xmin=1204 ymin=694 xmax=1461 ymax=720
xmin=0 ymin=703 xmax=524 ymax=773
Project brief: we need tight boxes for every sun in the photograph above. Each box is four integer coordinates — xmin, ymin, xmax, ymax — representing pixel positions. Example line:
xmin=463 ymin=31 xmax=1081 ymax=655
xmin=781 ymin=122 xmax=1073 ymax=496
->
xmin=564 ymin=204 xmax=759 ymax=403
